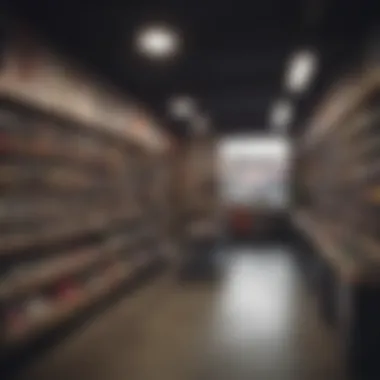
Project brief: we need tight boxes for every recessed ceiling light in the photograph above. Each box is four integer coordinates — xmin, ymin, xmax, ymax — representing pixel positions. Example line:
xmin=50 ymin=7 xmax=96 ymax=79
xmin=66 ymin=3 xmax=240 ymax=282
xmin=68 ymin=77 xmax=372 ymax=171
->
xmin=168 ymin=96 xmax=195 ymax=120
xmin=135 ymin=25 xmax=181 ymax=59
xmin=270 ymin=100 xmax=293 ymax=131
xmin=285 ymin=50 xmax=318 ymax=93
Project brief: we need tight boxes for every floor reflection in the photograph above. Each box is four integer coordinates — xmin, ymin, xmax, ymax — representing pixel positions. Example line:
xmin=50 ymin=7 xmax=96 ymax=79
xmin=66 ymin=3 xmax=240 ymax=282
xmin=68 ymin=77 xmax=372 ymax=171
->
xmin=17 ymin=245 xmax=345 ymax=380
xmin=198 ymin=246 xmax=344 ymax=380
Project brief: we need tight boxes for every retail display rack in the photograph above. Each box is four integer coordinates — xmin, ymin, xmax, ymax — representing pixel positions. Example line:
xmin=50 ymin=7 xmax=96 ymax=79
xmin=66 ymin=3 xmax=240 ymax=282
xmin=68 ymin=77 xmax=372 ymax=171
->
xmin=0 ymin=96 xmax=172 ymax=354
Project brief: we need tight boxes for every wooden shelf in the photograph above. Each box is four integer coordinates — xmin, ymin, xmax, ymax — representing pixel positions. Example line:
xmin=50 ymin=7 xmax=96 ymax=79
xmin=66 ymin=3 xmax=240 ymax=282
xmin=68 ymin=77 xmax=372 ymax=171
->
xmin=0 ymin=248 xmax=102 ymax=300
xmin=295 ymin=71 xmax=380 ymax=286
xmin=0 ymin=138 xmax=124 ymax=171
xmin=0 ymin=226 xmax=141 ymax=299
xmin=187 ymin=220 xmax=219 ymax=239
xmin=293 ymin=211 xmax=376 ymax=284
xmin=4 ymin=262 xmax=135 ymax=346
xmin=0 ymin=95 xmax=173 ymax=355
xmin=0 ymin=166 xmax=108 ymax=193
xmin=0 ymin=209 xmax=142 ymax=256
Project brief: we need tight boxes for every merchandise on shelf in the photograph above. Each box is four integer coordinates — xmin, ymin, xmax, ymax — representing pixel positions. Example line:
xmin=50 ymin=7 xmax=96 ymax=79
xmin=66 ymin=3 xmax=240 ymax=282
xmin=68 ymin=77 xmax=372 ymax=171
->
xmin=0 ymin=97 xmax=172 ymax=350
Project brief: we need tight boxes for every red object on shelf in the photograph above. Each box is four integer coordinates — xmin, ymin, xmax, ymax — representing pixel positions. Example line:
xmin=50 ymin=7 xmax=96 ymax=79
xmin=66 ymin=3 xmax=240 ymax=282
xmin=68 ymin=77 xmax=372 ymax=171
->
xmin=231 ymin=209 xmax=251 ymax=233
xmin=54 ymin=279 xmax=81 ymax=301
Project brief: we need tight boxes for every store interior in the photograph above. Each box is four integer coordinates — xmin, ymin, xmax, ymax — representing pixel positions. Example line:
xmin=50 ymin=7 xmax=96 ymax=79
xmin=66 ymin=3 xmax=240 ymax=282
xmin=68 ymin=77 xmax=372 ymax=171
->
xmin=0 ymin=1 xmax=380 ymax=379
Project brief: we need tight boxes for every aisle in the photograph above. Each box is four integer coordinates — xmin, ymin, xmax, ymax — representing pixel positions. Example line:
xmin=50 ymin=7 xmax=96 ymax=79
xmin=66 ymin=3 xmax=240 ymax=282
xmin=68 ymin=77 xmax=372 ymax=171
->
xmin=16 ymin=246 xmax=345 ymax=380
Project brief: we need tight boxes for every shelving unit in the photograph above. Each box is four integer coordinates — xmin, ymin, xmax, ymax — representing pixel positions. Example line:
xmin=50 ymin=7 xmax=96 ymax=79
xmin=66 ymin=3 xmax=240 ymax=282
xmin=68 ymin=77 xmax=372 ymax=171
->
xmin=297 ymin=82 xmax=380 ymax=267
xmin=294 ymin=67 xmax=380 ymax=377
xmin=176 ymin=133 xmax=220 ymax=273
xmin=0 ymin=96 xmax=171 ymax=357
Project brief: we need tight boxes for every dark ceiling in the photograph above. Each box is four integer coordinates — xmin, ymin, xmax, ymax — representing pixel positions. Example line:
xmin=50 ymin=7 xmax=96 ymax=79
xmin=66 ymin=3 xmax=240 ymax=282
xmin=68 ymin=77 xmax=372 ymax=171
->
xmin=3 ymin=0 xmax=380 ymax=137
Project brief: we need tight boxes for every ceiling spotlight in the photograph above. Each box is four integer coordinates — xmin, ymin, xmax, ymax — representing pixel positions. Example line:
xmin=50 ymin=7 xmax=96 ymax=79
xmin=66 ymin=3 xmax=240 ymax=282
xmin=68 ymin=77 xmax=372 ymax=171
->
xmin=168 ymin=96 xmax=195 ymax=120
xmin=270 ymin=100 xmax=293 ymax=131
xmin=135 ymin=25 xmax=181 ymax=59
xmin=285 ymin=50 xmax=318 ymax=93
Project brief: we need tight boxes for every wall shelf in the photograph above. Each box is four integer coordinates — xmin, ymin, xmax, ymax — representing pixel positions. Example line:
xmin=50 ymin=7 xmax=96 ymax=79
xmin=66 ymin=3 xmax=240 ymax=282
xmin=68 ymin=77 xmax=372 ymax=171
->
xmin=0 ymin=95 xmax=173 ymax=356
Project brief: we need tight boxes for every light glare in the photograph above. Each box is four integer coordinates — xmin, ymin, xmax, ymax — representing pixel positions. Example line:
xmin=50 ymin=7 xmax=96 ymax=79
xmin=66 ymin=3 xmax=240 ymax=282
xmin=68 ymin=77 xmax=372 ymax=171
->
xmin=136 ymin=25 xmax=180 ymax=59
xmin=168 ymin=96 xmax=195 ymax=119
xmin=285 ymin=50 xmax=318 ymax=93
xmin=270 ymin=100 xmax=293 ymax=131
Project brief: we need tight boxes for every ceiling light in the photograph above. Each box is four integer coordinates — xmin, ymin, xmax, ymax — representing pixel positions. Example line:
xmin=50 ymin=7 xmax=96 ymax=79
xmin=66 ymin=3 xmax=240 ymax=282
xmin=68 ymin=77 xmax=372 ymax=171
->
xmin=285 ymin=50 xmax=318 ymax=93
xmin=270 ymin=100 xmax=293 ymax=131
xmin=136 ymin=25 xmax=180 ymax=59
xmin=168 ymin=96 xmax=195 ymax=120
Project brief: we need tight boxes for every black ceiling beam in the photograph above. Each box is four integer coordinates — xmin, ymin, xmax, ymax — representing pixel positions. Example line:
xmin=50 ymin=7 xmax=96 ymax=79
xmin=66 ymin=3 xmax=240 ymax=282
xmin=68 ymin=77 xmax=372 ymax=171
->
xmin=201 ymin=96 xmax=270 ymax=112
xmin=176 ymin=76 xmax=281 ymax=96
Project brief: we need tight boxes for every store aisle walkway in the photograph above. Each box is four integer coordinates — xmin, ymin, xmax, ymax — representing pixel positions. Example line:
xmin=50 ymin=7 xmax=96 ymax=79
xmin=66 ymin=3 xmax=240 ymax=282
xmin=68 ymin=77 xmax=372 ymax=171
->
xmin=16 ymin=246 xmax=345 ymax=380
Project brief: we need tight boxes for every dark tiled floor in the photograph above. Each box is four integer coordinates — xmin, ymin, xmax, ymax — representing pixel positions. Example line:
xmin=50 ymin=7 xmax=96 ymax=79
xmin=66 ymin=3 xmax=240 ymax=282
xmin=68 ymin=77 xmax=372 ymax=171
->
xmin=16 ymin=246 xmax=345 ymax=380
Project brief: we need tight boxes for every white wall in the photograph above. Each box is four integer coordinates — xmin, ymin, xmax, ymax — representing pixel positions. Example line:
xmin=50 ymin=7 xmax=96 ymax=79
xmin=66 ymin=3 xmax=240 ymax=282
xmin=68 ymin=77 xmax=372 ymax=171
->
xmin=218 ymin=135 xmax=290 ymax=208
